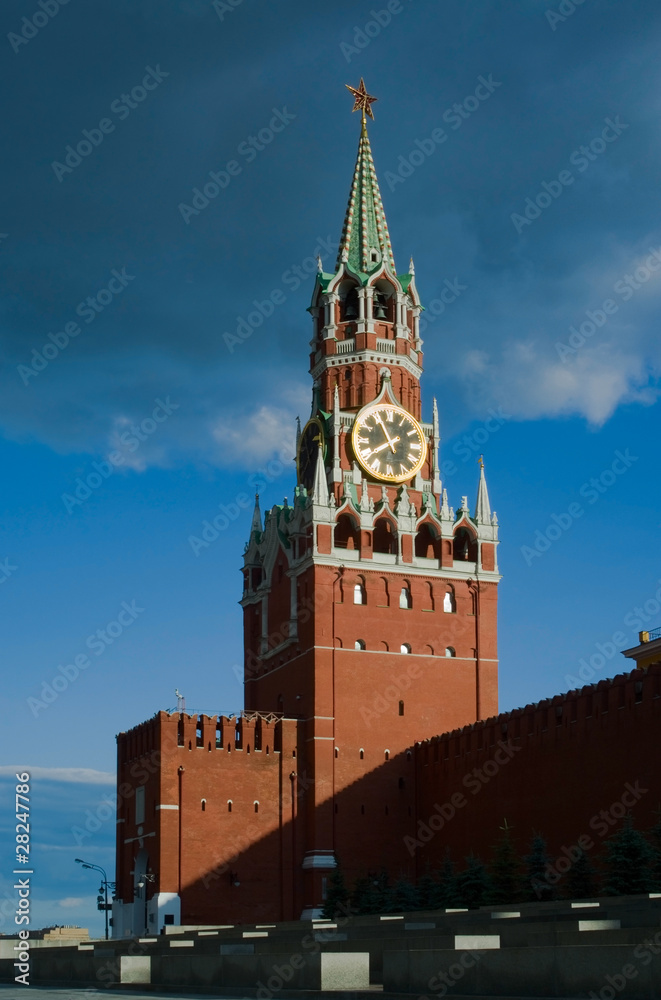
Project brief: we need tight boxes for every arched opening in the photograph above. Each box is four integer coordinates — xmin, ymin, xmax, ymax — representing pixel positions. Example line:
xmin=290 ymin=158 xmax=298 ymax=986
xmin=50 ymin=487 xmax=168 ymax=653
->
xmin=415 ymin=523 xmax=438 ymax=559
xmin=443 ymin=586 xmax=456 ymax=613
xmin=227 ymin=800 xmax=233 ymax=812
xmin=359 ymin=748 xmax=365 ymax=760
xmin=399 ymin=585 xmax=412 ymax=609
xmin=334 ymin=513 xmax=360 ymax=550
xmin=354 ymin=639 xmax=366 ymax=651
xmin=353 ymin=578 xmax=366 ymax=605
xmin=453 ymin=527 xmax=477 ymax=562
xmin=445 ymin=646 xmax=456 ymax=657
xmin=400 ymin=643 xmax=411 ymax=654
xmin=201 ymin=799 xmax=206 ymax=811
xmin=371 ymin=278 xmax=396 ymax=323
xmin=254 ymin=801 xmax=259 ymax=814
xmin=373 ymin=517 xmax=397 ymax=555
xmin=340 ymin=284 xmax=359 ymax=322
xmin=385 ymin=750 xmax=390 ymax=760
xmin=398 ymin=701 xmax=404 ymax=716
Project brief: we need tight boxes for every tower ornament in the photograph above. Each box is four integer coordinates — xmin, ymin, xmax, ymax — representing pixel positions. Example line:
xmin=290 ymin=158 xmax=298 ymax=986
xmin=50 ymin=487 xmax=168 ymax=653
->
xmin=345 ymin=78 xmax=378 ymax=122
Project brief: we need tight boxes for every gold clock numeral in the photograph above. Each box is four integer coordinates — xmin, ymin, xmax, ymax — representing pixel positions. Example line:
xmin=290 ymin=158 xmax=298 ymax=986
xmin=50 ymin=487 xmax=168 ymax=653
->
xmin=385 ymin=409 xmax=394 ymax=422
xmin=410 ymin=442 xmax=421 ymax=452
xmin=386 ymin=464 xmax=394 ymax=477
xmin=357 ymin=436 xmax=369 ymax=444
xmin=406 ymin=429 xmax=417 ymax=437
xmin=360 ymin=448 xmax=372 ymax=460
xmin=408 ymin=452 xmax=418 ymax=464
xmin=370 ymin=458 xmax=381 ymax=472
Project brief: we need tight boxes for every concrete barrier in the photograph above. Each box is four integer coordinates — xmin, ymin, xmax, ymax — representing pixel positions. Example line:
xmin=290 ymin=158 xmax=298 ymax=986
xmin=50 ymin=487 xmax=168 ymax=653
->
xmin=384 ymin=944 xmax=661 ymax=997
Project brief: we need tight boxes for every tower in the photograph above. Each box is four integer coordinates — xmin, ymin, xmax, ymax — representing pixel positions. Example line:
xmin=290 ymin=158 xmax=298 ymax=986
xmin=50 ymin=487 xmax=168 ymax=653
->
xmin=240 ymin=82 xmax=501 ymax=916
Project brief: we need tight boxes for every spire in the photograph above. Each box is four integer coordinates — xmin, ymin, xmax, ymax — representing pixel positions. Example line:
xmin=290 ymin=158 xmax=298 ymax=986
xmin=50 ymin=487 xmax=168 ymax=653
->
xmin=312 ymin=443 xmax=329 ymax=505
xmin=475 ymin=457 xmax=492 ymax=524
xmin=250 ymin=494 xmax=262 ymax=534
xmin=337 ymin=82 xmax=396 ymax=275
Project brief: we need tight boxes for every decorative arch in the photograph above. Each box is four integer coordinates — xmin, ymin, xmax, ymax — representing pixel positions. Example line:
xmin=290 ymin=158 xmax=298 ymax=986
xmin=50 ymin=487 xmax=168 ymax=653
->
xmin=371 ymin=276 xmax=397 ymax=324
xmin=339 ymin=279 xmax=359 ymax=322
xmin=335 ymin=512 xmax=360 ymax=551
xmin=373 ymin=516 xmax=397 ymax=555
xmin=399 ymin=582 xmax=412 ymax=609
xmin=453 ymin=526 xmax=477 ymax=562
xmin=415 ymin=522 xmax=440 ymax=559
xmin=354 ymin=639 xmax=366 ymax=650
xmin=445 ymin=646 xmax=456 ymax=657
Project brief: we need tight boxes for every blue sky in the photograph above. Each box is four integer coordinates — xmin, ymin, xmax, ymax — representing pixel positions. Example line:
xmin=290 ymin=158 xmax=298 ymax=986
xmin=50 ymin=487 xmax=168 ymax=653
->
xmin=1 ymin=0 xmax=660 ymax=937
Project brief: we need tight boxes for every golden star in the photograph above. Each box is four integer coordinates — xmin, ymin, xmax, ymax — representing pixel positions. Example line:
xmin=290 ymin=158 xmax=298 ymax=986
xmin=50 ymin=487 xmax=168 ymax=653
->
xmin=345 ymin=79 xmax=377 ymax=120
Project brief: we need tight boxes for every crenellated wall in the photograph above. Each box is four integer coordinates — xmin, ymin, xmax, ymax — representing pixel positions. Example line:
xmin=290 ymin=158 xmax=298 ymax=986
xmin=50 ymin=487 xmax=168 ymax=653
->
xmin=115 ymin=710 xmax=305 ymax=930
xmin=413 ymin=664 xmax=661 ymax=879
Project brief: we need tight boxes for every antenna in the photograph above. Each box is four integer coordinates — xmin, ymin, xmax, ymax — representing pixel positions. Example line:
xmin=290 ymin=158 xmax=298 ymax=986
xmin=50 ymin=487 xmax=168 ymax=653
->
xmin=175 ymin=689 xmax=186 ymax=713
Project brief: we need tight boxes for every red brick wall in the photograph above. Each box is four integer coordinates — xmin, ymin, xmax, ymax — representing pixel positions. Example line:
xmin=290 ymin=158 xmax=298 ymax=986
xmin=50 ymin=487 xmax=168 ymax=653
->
xmin=412 ymin=665 xmax=661 ymax=884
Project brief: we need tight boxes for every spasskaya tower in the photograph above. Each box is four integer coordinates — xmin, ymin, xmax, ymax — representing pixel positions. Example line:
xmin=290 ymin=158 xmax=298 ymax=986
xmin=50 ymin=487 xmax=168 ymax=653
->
xmin=240 ymin=80 xmax=500 ymax=917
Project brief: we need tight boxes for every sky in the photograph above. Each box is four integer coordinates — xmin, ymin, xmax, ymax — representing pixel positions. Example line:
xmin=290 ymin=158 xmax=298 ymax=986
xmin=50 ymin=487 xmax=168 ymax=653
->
xmin=1 ymin=0 xmax=660 ymax=938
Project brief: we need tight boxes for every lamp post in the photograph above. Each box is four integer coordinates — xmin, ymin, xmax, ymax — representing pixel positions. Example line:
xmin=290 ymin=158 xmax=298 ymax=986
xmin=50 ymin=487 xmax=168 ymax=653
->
xmin=134 ymin=873 xmax=156 ymax=935
xmin=74 ymin=859 xmax=115 ymax=940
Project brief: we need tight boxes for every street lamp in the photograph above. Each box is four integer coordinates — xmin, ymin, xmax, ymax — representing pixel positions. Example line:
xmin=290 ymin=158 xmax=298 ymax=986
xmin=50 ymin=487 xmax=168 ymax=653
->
xmin=134 ymin=873 xmax=156 ymax=936
xmin=74 ymin=859 xmax=115 ymax=940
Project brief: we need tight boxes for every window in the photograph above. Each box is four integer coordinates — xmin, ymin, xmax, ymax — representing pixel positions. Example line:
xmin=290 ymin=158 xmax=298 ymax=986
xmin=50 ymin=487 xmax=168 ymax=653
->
xmin=359 ymin=748 xmax=364 ymax=760
xmin=400 ymin=586 xmax=412 ymax=609
xmin=201 ymin=799 xmax=206 ymax=812
xmin=400 ymin=643 xmax=411 ymax=654
xmin=399 ymin=701 xmax=404 ymax=716
xmin=254 ymin=802 xmax=259 ymax=814
xmin=445 ymin=646 xmax=456 ymax=657
xmin=354 ymin=581 xmax=366 ymax=605
xmin=135 ymin=786 xmax=145 ymax=825
xmin=443 ymin=588 xmax=456 ymax=613
xmin=227 ymin=800 xmax=233 ymax=812
xmin=355 ymin=639 xmax=366 ymax=650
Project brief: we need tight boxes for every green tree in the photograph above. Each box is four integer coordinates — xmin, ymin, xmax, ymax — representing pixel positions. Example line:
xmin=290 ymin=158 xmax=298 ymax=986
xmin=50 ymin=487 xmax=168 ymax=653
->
xmin=390 ymin=877 xmax=419 ymax=913
xmin=456 ymin=855 xmax=493 ymax=909
xmin=350 ymin=874 xmax=371 ymax=915
xmin=417 ymin=867 xmax=442 ymax=910
xmin=489 ymin=826 xmax=522 ymax=904
xmin=321 ymin=862 xmax=349 ymax=919
xmin=436 ymin=850 xmax=460 ymax=908
xmin=524 ymin=833 xmax=555 ymax=901
xmin=566 ymin=848 xmax=598 ymax=900
xmin=602 ymin=816 xmax=657 ymax=896
xmin=351 ymin=869 xmax=392 ymax=915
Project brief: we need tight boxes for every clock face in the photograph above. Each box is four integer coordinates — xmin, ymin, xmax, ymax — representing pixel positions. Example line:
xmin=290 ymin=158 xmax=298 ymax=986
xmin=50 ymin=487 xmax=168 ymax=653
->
xmin=351 ymin=403 xmax=427 ymax=482
xmin=297 ymin=418 xmax=325 ymax=491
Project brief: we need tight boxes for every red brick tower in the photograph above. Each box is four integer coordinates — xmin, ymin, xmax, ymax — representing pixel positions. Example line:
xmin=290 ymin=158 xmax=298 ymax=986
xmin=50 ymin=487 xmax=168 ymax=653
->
xmin=240 ymin=83 xmax=500 ymax=916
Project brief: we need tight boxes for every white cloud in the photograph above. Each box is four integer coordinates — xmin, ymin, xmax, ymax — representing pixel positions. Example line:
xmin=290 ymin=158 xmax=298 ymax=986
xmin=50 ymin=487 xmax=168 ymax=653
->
xmin=0 ymin=766 xmax=114 ymax=785
xmin=460 ymin=340 xmax=659 ymax=426
xmin=59 ymin=897 xmax=86 ymax=908
xmin=212 ymin=390 xmax=308 ymax=468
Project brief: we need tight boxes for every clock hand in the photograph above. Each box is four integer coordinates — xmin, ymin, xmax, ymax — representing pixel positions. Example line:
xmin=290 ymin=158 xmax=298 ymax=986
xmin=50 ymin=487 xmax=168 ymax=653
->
xmin=373 ymin=437 xmax=400 ymax=454
xmin=374 ymin=414 xmax=398 ymax=452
